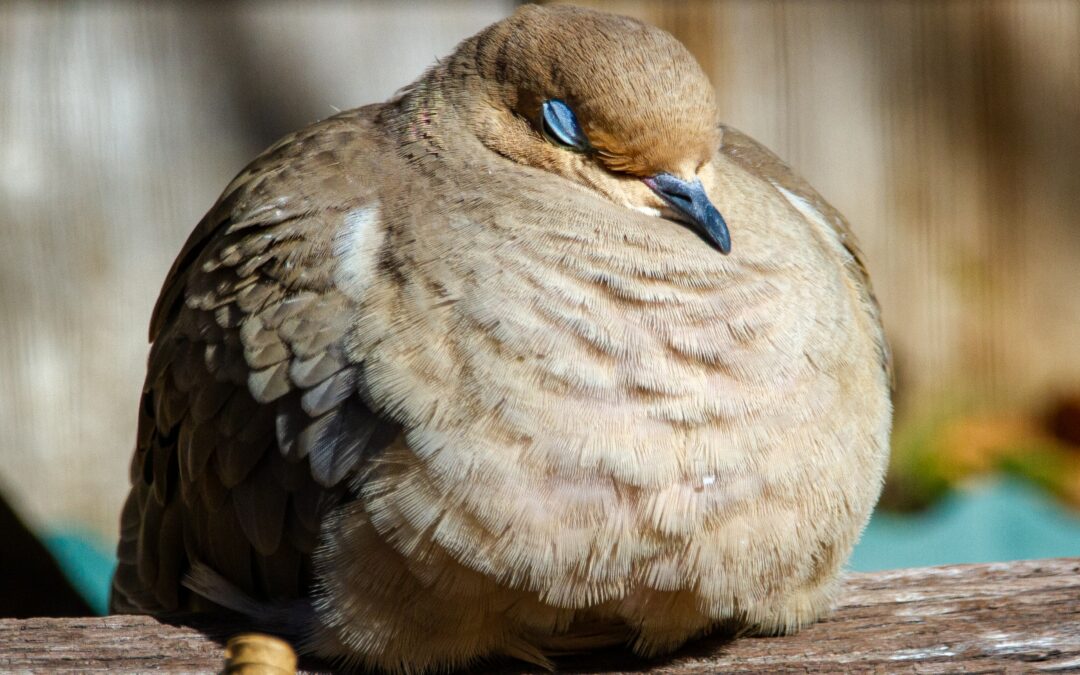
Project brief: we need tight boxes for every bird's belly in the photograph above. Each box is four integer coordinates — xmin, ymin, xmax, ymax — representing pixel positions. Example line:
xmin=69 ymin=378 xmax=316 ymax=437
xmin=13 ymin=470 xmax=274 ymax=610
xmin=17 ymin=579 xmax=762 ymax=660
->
xmin=357 ymin=391 xmax=867 ymax=586
xmin=343 ymin=325 xmax=886 ymax=625
xmin=319 ymin=361 xmax=886 ymax=660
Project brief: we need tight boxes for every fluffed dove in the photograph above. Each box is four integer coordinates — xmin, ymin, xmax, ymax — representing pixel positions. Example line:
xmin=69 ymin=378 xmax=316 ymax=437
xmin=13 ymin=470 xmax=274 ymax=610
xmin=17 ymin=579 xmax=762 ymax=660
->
xmin=112 ymin=4 xmax=892 ymax=672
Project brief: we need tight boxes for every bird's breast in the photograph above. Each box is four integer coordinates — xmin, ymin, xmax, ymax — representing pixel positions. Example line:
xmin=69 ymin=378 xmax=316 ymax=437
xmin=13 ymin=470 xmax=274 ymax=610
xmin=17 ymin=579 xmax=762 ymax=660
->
xmin=339 ymin=189 xmax=888 ymax=602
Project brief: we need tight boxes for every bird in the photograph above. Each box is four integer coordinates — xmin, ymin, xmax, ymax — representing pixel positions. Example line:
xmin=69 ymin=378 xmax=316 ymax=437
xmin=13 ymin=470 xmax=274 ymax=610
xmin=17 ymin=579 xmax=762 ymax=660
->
xmin=111 ymin=4 xmax=892 ymax=672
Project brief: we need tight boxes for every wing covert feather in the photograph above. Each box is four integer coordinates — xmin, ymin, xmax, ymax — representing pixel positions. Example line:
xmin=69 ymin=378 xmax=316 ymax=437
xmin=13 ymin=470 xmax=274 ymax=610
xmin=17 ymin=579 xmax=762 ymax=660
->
xmin=112 ymin=109 xmax=399 ymax=613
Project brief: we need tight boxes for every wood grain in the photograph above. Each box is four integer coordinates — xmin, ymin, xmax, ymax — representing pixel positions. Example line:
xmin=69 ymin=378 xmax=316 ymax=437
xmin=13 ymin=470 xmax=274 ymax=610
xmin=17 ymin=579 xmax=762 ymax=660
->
xmin=2 ymin=558 xmax=1077 ymax=673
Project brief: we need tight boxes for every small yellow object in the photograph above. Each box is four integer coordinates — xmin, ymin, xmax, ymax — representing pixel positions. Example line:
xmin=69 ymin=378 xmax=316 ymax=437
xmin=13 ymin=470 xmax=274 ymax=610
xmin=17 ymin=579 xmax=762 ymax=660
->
xmin=223 ymin=633 xmax=298 ymax=675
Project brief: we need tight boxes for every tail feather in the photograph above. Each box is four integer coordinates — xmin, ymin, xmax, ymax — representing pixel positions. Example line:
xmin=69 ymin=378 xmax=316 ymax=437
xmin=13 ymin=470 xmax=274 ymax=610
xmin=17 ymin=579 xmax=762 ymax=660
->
xmin=530 ymin=620 xmax=632 ymax=656
xmin=183 ymin=561 xmax=315 ymax=639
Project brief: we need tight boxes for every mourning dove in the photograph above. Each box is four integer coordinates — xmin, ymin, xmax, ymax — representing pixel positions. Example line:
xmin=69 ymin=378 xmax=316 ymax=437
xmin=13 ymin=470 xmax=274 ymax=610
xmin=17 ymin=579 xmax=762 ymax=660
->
xmin=112 ymin=4 xmax=892 ymax=672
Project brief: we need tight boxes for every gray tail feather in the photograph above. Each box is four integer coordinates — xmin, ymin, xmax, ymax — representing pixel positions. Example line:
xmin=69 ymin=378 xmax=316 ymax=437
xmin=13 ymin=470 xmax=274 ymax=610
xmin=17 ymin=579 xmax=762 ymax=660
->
xmin=183 ymin=562 xmax=316 ymax=640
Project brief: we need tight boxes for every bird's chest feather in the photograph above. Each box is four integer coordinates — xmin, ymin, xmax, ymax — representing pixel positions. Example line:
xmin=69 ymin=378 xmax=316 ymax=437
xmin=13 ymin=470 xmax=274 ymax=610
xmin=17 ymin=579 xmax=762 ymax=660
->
xmin=337 ymin=193 xmax=887 ymax=599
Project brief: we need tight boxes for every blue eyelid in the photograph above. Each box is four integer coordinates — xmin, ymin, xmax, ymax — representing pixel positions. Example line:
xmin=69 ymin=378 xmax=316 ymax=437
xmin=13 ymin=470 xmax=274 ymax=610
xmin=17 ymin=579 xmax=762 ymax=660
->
xmin=541 ymin=99 xmax=588 ymax=150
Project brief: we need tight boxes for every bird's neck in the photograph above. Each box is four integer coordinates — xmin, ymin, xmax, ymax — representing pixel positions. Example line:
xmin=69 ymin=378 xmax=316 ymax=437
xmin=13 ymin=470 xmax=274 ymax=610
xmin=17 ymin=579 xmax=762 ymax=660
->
xmin=381 ymin=64 xmax=483 ymax=176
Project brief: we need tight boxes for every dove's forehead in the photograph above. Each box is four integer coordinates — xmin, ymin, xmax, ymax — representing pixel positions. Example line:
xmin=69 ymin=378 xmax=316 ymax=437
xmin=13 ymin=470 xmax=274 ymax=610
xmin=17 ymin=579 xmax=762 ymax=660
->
xmin=468 ymin=5 xmax=719 ymax=171
xmin=478 ymin=6 xmax=711 ymax=98
xmin=478 ymin=9 xmax=703 ymax=99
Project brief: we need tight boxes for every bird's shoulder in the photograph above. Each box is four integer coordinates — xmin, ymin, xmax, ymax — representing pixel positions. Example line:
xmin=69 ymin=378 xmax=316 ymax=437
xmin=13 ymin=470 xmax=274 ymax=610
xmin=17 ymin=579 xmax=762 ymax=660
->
xmin=716 ymin=125 xmax=869 ymax=286
xmin=151 ymin=105 xmax=390 ymax=339
xmin=716 ymin=124 xmax=892 ymax=382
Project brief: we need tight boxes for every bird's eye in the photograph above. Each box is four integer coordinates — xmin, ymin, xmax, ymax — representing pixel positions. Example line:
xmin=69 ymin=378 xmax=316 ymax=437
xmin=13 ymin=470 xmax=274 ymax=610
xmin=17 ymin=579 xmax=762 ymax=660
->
xmin=541 ymin=99 xmax=589 ymax=151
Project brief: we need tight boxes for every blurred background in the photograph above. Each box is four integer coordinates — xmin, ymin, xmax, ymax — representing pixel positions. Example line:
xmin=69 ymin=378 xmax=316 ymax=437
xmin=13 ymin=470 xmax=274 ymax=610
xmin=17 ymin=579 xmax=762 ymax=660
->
xmin=1 ymin=0 xmax=1078 ymax=616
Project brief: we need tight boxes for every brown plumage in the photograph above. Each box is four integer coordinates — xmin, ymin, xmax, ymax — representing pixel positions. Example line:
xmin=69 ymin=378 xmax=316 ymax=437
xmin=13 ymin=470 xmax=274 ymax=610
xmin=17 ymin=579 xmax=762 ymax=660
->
xmin=112 ymin=5 xmax=891 ymax=672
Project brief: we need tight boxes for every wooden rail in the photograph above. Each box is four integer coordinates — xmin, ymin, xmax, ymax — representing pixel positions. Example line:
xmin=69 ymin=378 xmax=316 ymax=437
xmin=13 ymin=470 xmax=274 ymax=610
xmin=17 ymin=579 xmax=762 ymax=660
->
xmin=1 ymin=558 xmax=1077 ymax=673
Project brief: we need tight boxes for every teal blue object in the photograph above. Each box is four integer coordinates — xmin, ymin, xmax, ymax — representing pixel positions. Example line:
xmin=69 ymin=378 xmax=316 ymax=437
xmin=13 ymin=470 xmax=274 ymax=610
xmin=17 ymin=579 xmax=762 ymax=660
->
xmin=43 ymin=530 xmax=116 ymax=616
xmin=851 ymin=477 xmax=1080 ymax=571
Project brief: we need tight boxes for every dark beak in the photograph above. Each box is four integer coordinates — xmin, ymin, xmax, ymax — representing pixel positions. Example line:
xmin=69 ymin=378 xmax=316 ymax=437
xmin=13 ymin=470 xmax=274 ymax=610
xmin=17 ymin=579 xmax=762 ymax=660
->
xmin=644 ymin=173 xmax=731 ymax=254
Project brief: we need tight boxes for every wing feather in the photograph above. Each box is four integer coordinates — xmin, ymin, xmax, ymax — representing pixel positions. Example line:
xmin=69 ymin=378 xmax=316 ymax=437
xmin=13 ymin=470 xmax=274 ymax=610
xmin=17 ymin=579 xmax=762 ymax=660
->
xmin=233 ymin=457 xmax=289 ymax=556
xmin=111 ymin=108 xmax=400 ymax=614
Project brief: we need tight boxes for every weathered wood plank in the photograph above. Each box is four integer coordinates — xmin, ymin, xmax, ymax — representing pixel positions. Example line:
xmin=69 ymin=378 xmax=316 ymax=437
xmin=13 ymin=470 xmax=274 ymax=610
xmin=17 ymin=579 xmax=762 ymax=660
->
xmin=1 ymin=558 xmax=1077 ymax=673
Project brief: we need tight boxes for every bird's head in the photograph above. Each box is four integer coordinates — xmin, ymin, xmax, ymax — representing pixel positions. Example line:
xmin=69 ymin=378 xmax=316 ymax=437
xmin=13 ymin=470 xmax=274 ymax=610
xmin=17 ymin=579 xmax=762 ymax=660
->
xmin=445 ymin=4 xmax=730 ymax=253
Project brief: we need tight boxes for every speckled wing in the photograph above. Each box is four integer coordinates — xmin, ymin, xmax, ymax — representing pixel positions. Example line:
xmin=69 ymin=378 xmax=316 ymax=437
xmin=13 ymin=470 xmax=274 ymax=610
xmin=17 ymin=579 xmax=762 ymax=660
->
xmin=111 ymin=109 xmax=398 ymax=613
xmin=716 ymin=124 xmax=892 ymax=382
